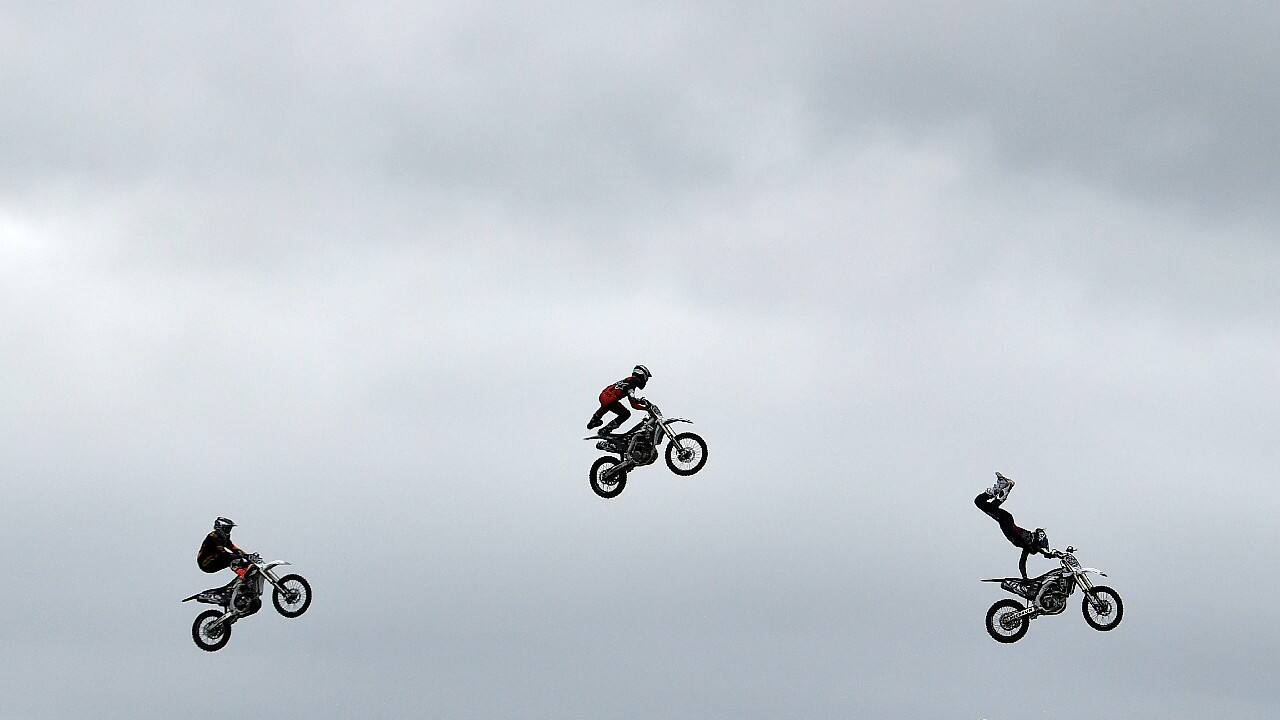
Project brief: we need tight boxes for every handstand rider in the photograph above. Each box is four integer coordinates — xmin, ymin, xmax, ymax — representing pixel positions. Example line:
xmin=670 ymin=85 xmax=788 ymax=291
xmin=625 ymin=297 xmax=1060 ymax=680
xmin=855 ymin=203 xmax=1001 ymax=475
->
xmin=974 ymin=473 xmax=1051 ymax=579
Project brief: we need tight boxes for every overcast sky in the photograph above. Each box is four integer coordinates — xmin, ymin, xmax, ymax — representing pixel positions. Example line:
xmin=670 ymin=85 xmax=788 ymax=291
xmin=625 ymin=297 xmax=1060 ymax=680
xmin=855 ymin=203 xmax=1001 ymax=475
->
xmin=2 ymin=2 xmax=1278 ymax=718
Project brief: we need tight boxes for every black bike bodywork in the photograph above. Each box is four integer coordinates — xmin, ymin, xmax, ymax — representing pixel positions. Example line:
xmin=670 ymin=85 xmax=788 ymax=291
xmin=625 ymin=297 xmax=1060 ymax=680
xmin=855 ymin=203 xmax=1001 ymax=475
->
xmin=982 ymin=546 xmax=1123 ymax=643
xmin=182 ymin=552 xmax=312 ymax=651
xmin=583 ymin=401 xmax=708 ymax=498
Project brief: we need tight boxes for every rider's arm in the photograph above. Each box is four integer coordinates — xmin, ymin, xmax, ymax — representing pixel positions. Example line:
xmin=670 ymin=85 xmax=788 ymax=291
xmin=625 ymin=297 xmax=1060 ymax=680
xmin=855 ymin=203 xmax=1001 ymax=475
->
xmin=626 ymin=386 xmax=647 ymax=410
xmin=1019 ymin=549 xmax=1030 ymax=580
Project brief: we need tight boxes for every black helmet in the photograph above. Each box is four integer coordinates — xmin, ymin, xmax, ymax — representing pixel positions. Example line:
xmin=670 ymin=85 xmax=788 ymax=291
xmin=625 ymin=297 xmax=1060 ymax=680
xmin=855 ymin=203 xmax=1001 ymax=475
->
xmin=632 ymin=364 xmax=651 ymax=388
xmin=214 ymin=517 xmax=236 ymax=535
xmin=1033 ymin=528 xmax=1049 ymax=551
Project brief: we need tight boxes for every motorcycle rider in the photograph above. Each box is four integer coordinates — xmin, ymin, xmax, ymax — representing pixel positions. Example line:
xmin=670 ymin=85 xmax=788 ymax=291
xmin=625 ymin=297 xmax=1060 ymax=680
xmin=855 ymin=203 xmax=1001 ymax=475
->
xmin=586 ymin=364 xmax=651 ymax=436
xmin=974 ymin=473 xmax=1050 ymax=579
xmin=197 ymin=517 xmax=250 ymax=589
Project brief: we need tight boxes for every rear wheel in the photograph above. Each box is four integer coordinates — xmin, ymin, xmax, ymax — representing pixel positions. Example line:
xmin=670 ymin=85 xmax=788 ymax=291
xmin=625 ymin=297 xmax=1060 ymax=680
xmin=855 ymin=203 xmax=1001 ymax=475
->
xmin=590 ymin=456 xmax=627 ymax=499
xmin=986 ymin=599 xmax=1030 ymax=643
xmin=273 ymin=574 xmax=312 ymax=618
xmin=1082 ymin=585 xmax=1123 ymax=631
xmin=664 ymin=433 xmax=708 ymax=476
xmin=192 ymin=610 xmax=231 ymax=652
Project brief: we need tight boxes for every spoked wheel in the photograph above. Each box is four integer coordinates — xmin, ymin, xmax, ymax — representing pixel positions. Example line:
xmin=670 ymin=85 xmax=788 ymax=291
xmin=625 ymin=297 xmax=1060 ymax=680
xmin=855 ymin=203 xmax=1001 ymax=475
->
xmin=273 ymin=574 xmax=313 ymax=618
xmin=1082 ymin=585 xmax=1123 ymax=631
xmin=590 ymin=456 xmax=627 ymax=499
xmin=985 ymin=599 xmax=1030 ymax=643
xmin=664 ymin=433 xmax=708 ymax=476
xmin=192 ymin=609 xmax=231 ymax=652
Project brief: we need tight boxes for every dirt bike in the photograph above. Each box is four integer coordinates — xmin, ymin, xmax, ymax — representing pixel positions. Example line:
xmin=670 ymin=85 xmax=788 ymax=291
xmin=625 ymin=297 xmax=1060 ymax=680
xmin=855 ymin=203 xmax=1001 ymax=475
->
xmin=981 ymin=545 xmax=1122 ymax=643
xmin=182 ymin=552 xmax=312 ymax=651
xmin=582 ymin=400 xmax=707 ymax=498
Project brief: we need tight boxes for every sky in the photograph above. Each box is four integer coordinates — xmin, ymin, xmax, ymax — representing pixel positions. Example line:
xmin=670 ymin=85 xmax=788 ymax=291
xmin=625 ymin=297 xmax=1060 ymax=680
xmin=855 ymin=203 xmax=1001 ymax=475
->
xmin=2 ymin=2 xmax=1278 ymax=718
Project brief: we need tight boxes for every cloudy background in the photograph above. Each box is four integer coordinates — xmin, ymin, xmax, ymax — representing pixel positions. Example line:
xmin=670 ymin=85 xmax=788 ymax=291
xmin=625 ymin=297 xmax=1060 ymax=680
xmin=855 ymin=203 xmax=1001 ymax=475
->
xmin=2 ymin=2 xmax=1278 ymax=718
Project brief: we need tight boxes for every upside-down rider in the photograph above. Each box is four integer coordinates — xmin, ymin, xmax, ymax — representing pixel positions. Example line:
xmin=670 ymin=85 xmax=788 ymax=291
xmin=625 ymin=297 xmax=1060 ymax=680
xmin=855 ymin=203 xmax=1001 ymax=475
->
xmin=974 ymin=473 xmax=1051 ymax=579
xmin=586 ymin=365 xmax=651 ymax=436
xmin=197 ymin=517 xmax=252 ymax=592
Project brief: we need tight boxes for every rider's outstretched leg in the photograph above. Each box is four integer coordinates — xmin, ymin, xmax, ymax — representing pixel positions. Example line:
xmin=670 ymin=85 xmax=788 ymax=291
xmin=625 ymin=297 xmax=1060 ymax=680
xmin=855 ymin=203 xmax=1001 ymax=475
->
xmin=975 ymin=492 xmax=1016 ymax=531
xmin=975 ymin=490 xmax=1035 ymax=550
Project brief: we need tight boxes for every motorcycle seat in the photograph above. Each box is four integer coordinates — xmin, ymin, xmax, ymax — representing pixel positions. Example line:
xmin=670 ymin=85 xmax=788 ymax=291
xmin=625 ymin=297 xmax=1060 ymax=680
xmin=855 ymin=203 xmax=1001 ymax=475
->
xmin=983 ymin=569 xmax=1056 ymax=584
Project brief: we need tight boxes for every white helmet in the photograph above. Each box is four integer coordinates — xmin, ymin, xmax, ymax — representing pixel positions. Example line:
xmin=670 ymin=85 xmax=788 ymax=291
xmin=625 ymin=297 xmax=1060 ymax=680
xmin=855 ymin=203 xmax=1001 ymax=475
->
xmin=632 ymin=365 xmax=651 ymax=388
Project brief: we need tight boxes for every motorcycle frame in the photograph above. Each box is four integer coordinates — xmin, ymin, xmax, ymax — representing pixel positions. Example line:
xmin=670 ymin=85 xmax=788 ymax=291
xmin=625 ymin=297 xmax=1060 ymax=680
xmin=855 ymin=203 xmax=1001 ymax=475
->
xmin=591 ymin=402 xmax=694 ymax=480
xmin=989 ymin=551 xmax=1109 ymax=619
xmin=189 ymin=557 xmax=296 ymax=626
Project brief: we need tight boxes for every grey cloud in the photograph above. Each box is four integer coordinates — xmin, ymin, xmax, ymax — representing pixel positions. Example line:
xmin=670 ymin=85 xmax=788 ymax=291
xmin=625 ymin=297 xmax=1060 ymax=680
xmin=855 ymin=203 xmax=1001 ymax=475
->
xmin=2 ymin=2 xmax=1279 ymax=719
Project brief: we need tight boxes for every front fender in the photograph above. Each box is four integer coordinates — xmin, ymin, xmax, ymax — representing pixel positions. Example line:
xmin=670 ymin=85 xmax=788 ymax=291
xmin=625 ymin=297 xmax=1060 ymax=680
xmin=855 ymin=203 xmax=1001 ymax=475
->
xmin=662 ymin=418 xmax=692 ymax=427
xmin=261 ymin=561 xmax=292 ymax=573
xmin=1076 ymin=568 xmax=1107 ymax=577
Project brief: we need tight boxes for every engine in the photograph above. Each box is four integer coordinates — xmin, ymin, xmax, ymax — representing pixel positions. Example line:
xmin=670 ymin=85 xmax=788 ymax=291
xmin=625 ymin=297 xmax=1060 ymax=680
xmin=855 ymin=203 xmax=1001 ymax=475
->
xmin=230 ymin=577 xmax=264 ymax=615
xmin=626 ymin=432 xmax=658 ymax=466
xmin=1035 ymin=575 xmax=1073 ymax=615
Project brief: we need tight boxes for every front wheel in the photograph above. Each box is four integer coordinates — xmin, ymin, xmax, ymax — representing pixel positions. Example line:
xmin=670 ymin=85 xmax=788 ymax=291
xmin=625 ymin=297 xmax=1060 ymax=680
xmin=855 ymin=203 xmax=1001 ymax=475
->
xmin=986 ymin=599 xmax=1030 ymax=643
xmin=192 ymin=610 xmax=231 ymax=652
xmin=590 ymin=456 xmax=627 ymax=499
xmin=1082 ymin=585 xmax=1123 ymax=631
xmin=664 ymin=433 xmax=708 ymax=476
xmin=273 ymin=574 xmax=312 ymax=618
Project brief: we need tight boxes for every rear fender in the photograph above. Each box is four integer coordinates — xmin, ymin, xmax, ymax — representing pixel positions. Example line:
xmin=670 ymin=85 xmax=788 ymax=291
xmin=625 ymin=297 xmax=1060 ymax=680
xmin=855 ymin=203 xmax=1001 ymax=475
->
xmin=181 ymin=589 xmax=225 ymax=605
xmin=983 ymin=578 xmax=1038 ymax=599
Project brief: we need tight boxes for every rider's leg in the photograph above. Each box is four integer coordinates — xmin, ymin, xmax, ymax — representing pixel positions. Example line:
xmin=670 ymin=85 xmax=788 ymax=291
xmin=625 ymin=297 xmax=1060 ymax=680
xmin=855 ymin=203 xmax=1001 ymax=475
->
xmin=975 ymin=491 xmax=1006 ymax=518
xmin=977 ymin=493 xmax=1033 ymax=547
xmin=975 ymin=492 xmax=1019 ymax=531
xmin=598 ymin=402 xmax=631 ymax=435
xmin=589 ymin=385 xmax=625 ymax=429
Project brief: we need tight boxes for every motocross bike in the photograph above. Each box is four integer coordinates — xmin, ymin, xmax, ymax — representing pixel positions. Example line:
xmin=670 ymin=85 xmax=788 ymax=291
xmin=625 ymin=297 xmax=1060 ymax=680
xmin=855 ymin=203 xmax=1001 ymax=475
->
xmin=182 ymin=552 xmax=312 ymax=651
xmin=582 ymin=400 xmax=707 ymax=499
xmin=981 ymin=546 xmax=1122 ymax=643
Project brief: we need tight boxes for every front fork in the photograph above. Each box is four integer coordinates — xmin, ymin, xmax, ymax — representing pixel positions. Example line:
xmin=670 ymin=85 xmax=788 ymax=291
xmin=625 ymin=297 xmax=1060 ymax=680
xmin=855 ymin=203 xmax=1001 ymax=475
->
xmin=261 ymin=569 xmax=294 ymax=596
xmin=216 ymin=569 xmax=288 ymax=626
xmin=1073 ymin=573 xmax=1107 ymax=611
xmin=659 ymin=423 xmax=684 ymax=452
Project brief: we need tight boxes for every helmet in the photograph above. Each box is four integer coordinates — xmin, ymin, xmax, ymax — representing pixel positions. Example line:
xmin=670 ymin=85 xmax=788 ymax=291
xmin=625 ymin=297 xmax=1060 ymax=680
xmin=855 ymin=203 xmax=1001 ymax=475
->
xmin=1033 ymin=528 xmax=1049 ymax=551
xmin=632 ymin=364 xmax=651 ymax=388
xmin=214 ymin=517 xmax=236 ymax=535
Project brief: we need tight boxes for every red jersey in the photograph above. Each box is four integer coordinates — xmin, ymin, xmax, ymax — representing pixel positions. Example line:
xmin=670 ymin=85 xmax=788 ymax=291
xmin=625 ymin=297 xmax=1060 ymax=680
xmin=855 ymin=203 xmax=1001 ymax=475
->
xmin=598 ymin=376 xmax=646 ymax=409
